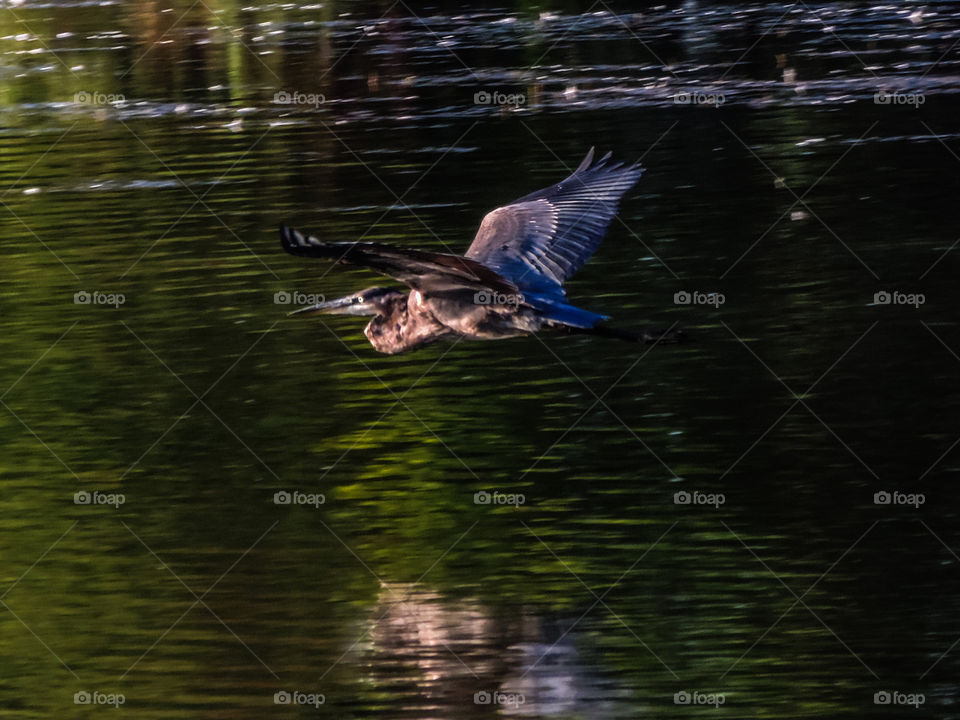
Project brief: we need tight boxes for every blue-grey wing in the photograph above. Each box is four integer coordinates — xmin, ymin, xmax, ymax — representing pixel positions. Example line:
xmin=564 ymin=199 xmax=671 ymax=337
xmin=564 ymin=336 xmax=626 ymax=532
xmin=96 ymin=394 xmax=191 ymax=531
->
xmin=464 ymin=148 xmax=644 ymax=295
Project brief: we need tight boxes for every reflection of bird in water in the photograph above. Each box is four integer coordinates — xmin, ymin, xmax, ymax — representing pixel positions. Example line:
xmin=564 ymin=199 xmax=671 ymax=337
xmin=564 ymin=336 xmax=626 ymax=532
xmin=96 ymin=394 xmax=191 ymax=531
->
xmin=281 ymin=148 xmax=682 ymax=354
xmin=365 ymin=583 xmax=632 ymax=717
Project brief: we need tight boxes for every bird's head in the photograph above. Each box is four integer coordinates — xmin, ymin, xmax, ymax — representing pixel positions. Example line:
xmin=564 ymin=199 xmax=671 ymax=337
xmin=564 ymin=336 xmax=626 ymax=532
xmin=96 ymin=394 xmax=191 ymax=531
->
xmin=288 ymin=287 xmax=405 ymax=318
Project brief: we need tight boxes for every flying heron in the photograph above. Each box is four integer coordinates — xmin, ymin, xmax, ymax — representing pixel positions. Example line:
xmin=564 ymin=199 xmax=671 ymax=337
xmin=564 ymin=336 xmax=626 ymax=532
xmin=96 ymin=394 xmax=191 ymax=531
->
xmin=280 ymin=148 xmax=680 ymax=354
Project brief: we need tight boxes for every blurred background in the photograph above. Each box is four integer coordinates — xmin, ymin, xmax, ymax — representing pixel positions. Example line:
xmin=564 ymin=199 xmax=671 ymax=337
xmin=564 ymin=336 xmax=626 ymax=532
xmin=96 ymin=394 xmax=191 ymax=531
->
xmin=1 ymin=0 xmax=959 ymax=717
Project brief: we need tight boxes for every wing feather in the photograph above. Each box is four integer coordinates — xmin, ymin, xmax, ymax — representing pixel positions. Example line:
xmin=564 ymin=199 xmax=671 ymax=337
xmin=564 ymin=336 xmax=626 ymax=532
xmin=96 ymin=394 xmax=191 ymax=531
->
xmin=465 ymin=148 xmax=643 ymax=294
xmin=280 ymin=224 xmax=518 ymax=294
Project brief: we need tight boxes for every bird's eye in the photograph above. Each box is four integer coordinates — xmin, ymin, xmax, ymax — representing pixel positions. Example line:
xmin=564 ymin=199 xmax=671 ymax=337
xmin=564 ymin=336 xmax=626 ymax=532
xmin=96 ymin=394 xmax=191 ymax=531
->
xmin=354 ymin=296 xmax=362 ymax=303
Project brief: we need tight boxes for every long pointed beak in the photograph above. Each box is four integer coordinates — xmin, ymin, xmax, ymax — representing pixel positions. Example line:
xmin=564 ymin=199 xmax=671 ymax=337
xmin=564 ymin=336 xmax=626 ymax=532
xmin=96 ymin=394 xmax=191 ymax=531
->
xmin=288 ymin=295 xmax=360 ymax=317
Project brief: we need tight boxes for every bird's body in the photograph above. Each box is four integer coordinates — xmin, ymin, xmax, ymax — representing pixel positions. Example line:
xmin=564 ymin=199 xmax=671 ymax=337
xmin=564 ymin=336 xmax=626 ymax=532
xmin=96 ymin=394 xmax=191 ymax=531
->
xmin=281 ymin=148 xmax=679 ymax=354
xmin=359 ymin=288 xmax=543 ymax=353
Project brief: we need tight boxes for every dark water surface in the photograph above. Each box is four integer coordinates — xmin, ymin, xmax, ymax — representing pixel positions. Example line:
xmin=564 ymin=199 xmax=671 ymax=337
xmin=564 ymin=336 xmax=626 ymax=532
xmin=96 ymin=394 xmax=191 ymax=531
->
xmin=2 ymin=1 xmax=960 ymax=717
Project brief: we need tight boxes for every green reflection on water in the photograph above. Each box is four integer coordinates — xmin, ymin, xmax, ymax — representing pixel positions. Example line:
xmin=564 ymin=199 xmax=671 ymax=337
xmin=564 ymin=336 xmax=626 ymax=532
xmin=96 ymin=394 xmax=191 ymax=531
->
xmin=2 ymin=1 xmax=960 ymax=718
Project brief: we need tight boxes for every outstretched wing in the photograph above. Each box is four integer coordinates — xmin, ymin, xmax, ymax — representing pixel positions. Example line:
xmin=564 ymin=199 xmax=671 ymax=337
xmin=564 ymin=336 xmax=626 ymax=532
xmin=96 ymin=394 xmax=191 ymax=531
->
xmin=280 ymin=224 xmax=518 ymax=294
xmin=465 ymin=148 xmax=643 ymax=295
